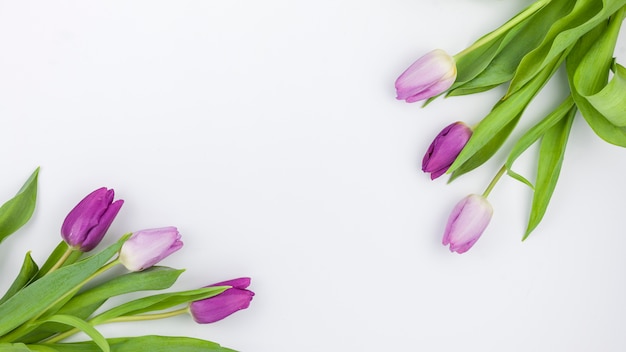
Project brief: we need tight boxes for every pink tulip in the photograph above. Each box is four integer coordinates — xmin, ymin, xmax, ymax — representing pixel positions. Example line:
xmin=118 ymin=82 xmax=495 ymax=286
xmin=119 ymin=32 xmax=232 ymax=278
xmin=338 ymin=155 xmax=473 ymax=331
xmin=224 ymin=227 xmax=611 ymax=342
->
xmin=119 ymin=227 xmax=183 ymax=271
xmin=395 ymin=49 xmax=456 ymax=103
xmin=443 ymin=194 xmax=493 ymax=253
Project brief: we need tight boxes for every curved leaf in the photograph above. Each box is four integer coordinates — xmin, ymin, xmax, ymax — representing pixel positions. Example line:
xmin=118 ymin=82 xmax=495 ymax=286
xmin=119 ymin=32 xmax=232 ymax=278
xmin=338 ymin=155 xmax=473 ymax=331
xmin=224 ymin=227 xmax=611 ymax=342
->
xmin=42 ymin=316 xmax=108 ymax=352
xmin=524 ymin=104 xmax=576 ymax=239
xmin=0 ymin=252 xmax=39 ymax=305
xmin=0 ymin=168 xmax=39 ymax=244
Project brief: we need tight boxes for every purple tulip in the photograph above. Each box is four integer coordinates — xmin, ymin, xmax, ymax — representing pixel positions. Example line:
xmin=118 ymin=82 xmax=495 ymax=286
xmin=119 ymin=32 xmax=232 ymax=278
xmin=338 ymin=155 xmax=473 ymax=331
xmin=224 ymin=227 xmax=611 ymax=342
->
xmin=61 ymin=187 xmax=124 ymax=252
xmin=395 ymin=49 xmax=457 ymax=103
xmin=422 ymin=122 xmax=472 ymax=180
xmin=119 ymin=227 xmax=183 ymax=271
xmin=443 ymin=194 xmax=493 ymax=254
xmin=189 ymin=277 xmax=255 ymax=324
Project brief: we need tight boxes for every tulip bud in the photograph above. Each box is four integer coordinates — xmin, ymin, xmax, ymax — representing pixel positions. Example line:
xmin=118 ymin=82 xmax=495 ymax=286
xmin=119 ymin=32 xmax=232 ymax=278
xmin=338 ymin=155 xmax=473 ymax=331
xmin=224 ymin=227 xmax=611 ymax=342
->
xmin=189 ymin=277 xmax=255 ymax=324
xmin=61 ymin=187 xmax=124 ymax=252
xmin=119 ymin=227 xmax=183 ymax=271
xmin=395 ymin=49 xmax=457 ymax=103
xmin=422 ymin=122 xmax=472 ymax=180
xmin=442 ymin=194 xmax=493 ymax=254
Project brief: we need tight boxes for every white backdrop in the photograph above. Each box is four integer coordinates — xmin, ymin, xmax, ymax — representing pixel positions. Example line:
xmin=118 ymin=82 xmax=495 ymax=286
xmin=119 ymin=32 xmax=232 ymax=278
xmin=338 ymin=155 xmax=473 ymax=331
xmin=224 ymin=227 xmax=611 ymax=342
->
xmin=1 ymin=1 xmax=626 ymax=351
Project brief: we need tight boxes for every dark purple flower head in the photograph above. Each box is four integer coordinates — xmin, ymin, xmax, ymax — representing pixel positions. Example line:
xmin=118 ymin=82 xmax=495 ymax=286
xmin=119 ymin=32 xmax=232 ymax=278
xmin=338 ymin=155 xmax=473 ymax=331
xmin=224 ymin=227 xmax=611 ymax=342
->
xmin=189 ymin=277 xmax=254 ymax=324
xmin=442 ymin=194 xmax=493 ymax=254
xmin=61 ymin=187 xmax=124 ymax=252
xmin=422 ymin=122 xmax=472 ymax=180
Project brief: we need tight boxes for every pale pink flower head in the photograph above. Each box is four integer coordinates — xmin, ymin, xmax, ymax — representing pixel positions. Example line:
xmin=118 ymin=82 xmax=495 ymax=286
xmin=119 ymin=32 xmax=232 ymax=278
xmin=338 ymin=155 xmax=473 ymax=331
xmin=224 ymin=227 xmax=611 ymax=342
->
xmin=442 ymin=194 xmax=493 ymax=254
xmin=395 ymin=49 xmax=457 ymax=103
xmin=119 ymin=227 xmax=183 ymax=271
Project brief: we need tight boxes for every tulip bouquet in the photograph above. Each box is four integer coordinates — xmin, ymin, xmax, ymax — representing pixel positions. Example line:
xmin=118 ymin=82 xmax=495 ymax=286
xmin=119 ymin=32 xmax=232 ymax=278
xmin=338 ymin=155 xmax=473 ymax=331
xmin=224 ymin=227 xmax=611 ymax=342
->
xmin=396 ymin=0 xmax=626 ymax=253
xmin=0 ymin=168 xmax=253 ymax=351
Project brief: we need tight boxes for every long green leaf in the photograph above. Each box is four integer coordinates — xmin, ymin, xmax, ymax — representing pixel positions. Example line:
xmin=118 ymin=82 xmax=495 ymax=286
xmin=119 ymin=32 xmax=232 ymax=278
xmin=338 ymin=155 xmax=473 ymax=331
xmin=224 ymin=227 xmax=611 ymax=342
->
xmin=33 ymin=336 xmax=235 ymax=352
xmin=41 ymin=316 xmax=108 ymax=352
xmin=450 ymin=0 xmax=573 ymax=96
xmin=0 ymin=343 xmax=35 ymax=351
xmin=567 ymin=6 xmax=626 ymax=146
xmin=447 ymin=48 xmax=568 ymax=178
xmin=0 ymin=252 xmax=39 ymax=305
xmin=586 ymin=62 xmax=626 ymax=126
xmin=89 ymin=287 xmax=228 ymax=325
xmin=508 ymin=0 xmax=626 ymax=96
xmin=505 ymin=96 xmax=576 ymax=188
xmin=0 ymin=238 xmax=126 ymax=337
xmin=0 ymin=168 xmax=39 ymax=245
xmin=524 ymin=104 xmax=576 ymax=239
xmin=59 ymin=266 xmax=185 ymax=318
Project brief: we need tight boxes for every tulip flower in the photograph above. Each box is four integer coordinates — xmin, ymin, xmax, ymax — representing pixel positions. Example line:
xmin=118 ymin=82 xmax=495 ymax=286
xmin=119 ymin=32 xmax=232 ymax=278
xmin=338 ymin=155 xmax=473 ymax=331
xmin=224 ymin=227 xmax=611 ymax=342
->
xmin=189 ymin=277 xmax=255 ymax=324
xmin=119 ymin=227 xmax=183 ymax=271
xmin=422 ymin=121 xmax=472 ymax=179
xmin=61 ymin=187 xmax=124 ymax=252
xmin=395 ymin=49 xmax=457 ymax=103
xmin=442 ymin=194 xmax=493 ymax=254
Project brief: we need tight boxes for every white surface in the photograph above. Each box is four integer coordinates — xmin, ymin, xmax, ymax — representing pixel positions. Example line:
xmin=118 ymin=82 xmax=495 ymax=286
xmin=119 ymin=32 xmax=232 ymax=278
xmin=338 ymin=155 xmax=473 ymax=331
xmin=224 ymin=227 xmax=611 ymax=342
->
xmin=1 ymin=1 xmax=626 ymax=351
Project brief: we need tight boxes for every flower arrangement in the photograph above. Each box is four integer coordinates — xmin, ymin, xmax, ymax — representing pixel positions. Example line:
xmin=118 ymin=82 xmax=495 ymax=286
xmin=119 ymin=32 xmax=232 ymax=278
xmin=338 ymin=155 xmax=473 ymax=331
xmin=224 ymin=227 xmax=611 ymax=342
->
xmin=396 ymin=0 xmax=626 ymax=253
xmin=0 ymin=168 xmax=253 ymax=351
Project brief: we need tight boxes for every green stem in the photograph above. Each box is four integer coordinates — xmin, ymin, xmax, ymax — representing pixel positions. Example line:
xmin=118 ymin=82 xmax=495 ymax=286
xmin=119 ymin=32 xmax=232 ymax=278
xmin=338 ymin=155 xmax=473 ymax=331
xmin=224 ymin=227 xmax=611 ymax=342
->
xmin=0 ymin=259 xmax=120 ymax=343
xmin=454 ymin=0 xmax=551 ymax=61
xmin=482 ymin=165 xmax=506 ymax=198
xmin=46 ymin=246 xmax=76 ymax=275
xmin=44 ymin=307 xmax=189 ymax=344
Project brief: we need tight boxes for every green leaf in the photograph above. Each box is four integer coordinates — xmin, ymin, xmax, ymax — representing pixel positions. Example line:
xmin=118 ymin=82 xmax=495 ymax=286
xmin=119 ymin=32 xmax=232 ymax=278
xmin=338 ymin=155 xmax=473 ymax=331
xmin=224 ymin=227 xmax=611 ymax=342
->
xmin=0 ymin=343 xmax=33 ymax=351
xmin=508 ymin=0 xmax=626 ymax=96
xmin=89 ymin=287 xmax=228 ymax=325
xmin=0 ymin=252 xmax=39 ymax=305
xmin=449 ymin=113 xmax=521 ymax=181
xmin=0 ymin=168 xmax=39 ymax=245
xmin=567 ymin=6 xmax=626 ymax=145
xmin=585 ymin=62 xmax=626 ymax=126
xmin=447 ymin=48 xmax=568 ymax=178
xmin=33 ymin=336 xmax=235 ymax=352
xmin=505 ymin=96 xmax=577 ymax=187
xmin=60 ymin=266 xmax=185 ymax=317
xmin=41 ymin=316 xmax=108 ymax=352
xmin=450 ymin=0 xmax=574 ymax=96
xmin=524 ymin=103 xmax=576 ymax=239
xmin=0 ymin=237 xmax=127 ymax=337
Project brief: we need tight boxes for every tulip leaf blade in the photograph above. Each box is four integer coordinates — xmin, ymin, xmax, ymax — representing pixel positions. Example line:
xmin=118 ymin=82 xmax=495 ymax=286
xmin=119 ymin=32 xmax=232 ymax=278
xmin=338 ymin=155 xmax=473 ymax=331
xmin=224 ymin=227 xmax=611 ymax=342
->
xmin=41 ymin=315 xmax=109 ymax=352
xmin=0 ymin=343 xmax=33 ymax=351
xmin=449 ymin=114 xmax=520 ymax=182
xmin=0 ymin=168 xmax=39 ymax=245
xmin=32 ymin=335 xmax=235 ymax=352
xmin=505 ymin=96 xmax=577 ymax=188
xmin=524 ymin=102 xmax=575 ymax=239
xmin=450 ymin=0 xmax=571 ymax=97
xmin=566 ymin=7 xmax=626 ymax=146
xmin=0 ymin=252 xmax=39 ymax=305
xmin=0 ymin=237 xmax=126 ymax=337
xmin=585 ymin=62 xmax=626 ymax=126
xmin=19 ymin=267 xmax=186 ymax=344
xmin=507 ymin=0 xmax=626 ymax=97
xmin=89 ymin=287 xmax=228 ymax=325
xmin=448 ymin=47 xmax=567 ymax=178
xmin=59 ymin=266 xmax=185 ymax=317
